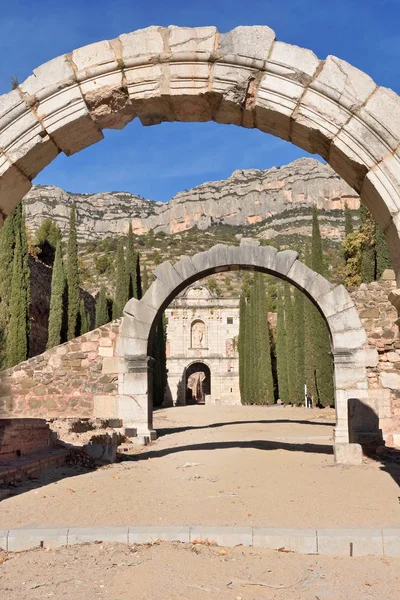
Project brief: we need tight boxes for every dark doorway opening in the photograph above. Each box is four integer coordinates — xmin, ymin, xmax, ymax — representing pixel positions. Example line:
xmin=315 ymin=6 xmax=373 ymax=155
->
xmin=185 ymin=362 xmax=211 ymax=405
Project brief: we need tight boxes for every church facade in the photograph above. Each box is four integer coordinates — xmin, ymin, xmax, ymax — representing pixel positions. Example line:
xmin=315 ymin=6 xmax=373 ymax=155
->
xmin=164 ymin=284 xmax=241 ymax=406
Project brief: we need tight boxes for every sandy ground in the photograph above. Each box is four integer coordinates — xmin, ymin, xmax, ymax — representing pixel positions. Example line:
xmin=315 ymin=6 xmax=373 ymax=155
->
xmin=1 ymin=541 xmax=400 ymax=600
xmin=1 ymin=405 xmax=400 ymax=529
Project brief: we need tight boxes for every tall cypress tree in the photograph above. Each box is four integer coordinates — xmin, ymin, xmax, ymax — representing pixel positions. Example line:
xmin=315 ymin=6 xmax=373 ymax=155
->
xmin=254 ymin=272 xmax=274 ymax=404
xmin=79 ymin=299 xmax=89 ymax=335
xmin=344 ymin=203 xmax=354 ymax=236
xmin=126 ymin=222 xmax=137 ymax=299
xmin=238 ymin=292 xmax=247 ymax=401
xmin=136 ymin=252 xmax=143 ymax=300
xmin=0 ymin=209 xmax=16 ymax=366
xmin=113 ymin=240 xmax=128 ymax=319
xmin=67 ymin=204 xmax=80 ymax=339
xmin=375 ymin=224 xmax=391 ymax=278
xmin=151 ymin=313 xmax=168 ymax=407
xmin=6 ymin=232 xmax=28 ymax=367
xmin=310 ymin=206 xmax=334 ymax=406
xmin=284 ymin=283 xmax=296 ymax=404
xmin=47 ymin=240 xmax=65 ymax=349
xmin=96 ymin=285 xmax=109 ymax=328
xmin=276 ymin=286 xmax=288 ymax=403
xmin=360 ymin=204 xmax=375 ymax=283
xmin=294 ymin=288 xmax=305 ymax=403
xmin=142 ymin=262 xmax=149 ymax=294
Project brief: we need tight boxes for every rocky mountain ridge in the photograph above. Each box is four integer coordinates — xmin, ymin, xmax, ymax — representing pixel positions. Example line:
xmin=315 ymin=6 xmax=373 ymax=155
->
xmin=24 ymin=158 xmax=359 ymax=243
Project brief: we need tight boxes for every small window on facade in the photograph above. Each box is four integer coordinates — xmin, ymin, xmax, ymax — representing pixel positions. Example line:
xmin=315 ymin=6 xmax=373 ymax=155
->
xmin=227 ymin=317 xmax=233 ymax=324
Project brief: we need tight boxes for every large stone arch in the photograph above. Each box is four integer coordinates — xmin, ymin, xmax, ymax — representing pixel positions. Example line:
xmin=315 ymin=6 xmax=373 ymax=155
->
xmin=118 ymin=241 xmax=378 ymax=464
xmin=1 ymin=25 xmax=400 ymax=276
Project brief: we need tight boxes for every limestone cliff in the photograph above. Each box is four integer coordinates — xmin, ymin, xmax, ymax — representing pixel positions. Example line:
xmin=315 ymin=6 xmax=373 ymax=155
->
xmin=24 ymin=158 xmax=359 ymax=243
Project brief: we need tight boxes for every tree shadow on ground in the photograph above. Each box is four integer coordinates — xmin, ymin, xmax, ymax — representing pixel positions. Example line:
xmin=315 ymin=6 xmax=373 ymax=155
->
xmin=124 ymin=439 xmax=334 ymax=461
xmin=364 ymin=447 xmax=400 ymax=490
xmin=155 ymin=419 xmax=335 ymax=438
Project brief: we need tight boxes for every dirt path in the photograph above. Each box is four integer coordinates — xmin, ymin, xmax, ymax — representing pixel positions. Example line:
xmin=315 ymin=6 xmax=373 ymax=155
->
xmin=1 ymin=405 xmax=399 ymax=529
xmin=1 ymin=541 xmax=400 ymax=600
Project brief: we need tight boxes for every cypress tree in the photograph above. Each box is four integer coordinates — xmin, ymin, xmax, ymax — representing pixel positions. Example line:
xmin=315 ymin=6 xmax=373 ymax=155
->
xmin=126 ymin=222 xmax=137 ymax=299
xmin=136 ymin=252 xmax=143 ymax=300
xmin=142 ymin=263 xmax=149 ymax=294
xmin=79 ymin=299 xmax=89 ymax=335
xmin=294 ymin=288 xmax=305 ymax=403
xmin=6 ymin=232 xmax=28 ymax=367
xmin=0 ymin=209 xmax=16 ymax=362
xmin=360 ymin=204 xmax=375 ymax=283
xmin=276 ymin=286 xmax=288 ymax=403
xmin=67 ymin=204 xmax=80 ymax=339
xmin=310 ymin=206 xmax=334 ymax=407
xmin=151 ymin=313 xmax=167 ymax=407
xmin=375 ymin=224 xmax=391 ymax=279
xmin=246 ymin=277 xmax=256 ymax=404
xmin=238 ymin=292 xmax=247 ymax=401
xmin=254 ymin=272 xmax=274 ymax=404
xmin=113 ymin=240 xmax=128 ymax=319
xmin=95 ymin=285 xmax=109 ymax=328
xmin=284 ymin=283 xmax=296 ymax=404
xmin=344 ymin=203 xmax=354 ymax=236
xmin=47 ymin=240 xmax=65 ymax=349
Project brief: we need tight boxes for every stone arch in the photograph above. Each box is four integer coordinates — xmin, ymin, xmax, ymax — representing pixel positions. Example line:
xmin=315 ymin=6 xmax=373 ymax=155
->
xmin=1 ymin=26 xmax=400 ymax=276
xmin=119 ymin=241 xmax=378 ymax=463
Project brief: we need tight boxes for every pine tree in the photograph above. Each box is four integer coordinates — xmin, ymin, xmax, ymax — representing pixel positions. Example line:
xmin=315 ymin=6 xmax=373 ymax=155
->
xmin=67 ymin=204 xmax=80 ymax=339
xmin=344 ymin=203 xmax=354 ymax=236
xmin=95 ymin=285 xmax=109 ymax=328
xmin=276 ymin=286 xmax=288 ymax=402
xmin=47 ymin=240 xmax=65 ymax=349
xmin=6 ymin=232 xmax=28 ymax=367
xmin=113 ymin=240 xmax=128 ymax=319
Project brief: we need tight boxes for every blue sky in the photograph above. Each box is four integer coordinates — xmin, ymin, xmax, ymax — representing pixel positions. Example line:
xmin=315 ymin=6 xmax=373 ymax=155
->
xmin=1 ymin=0 xmax=400 ymax=201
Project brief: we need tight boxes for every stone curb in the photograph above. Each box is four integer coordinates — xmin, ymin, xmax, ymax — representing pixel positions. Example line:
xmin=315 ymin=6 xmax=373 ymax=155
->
xmin=0 ymin=526 xmax=399 ymax=556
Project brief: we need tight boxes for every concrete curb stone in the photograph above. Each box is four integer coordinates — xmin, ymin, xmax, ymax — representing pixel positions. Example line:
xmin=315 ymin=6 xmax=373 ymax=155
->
xmin=0 ymin=526 xmax=399 ymax=555
xmin=317 ymin=528 xmax=383 ymax=556
xmin=190 ymin=526 xmax=253 ymax=547
xmin=253 ymin=527 xmax=317 ymax=553
xmin=8 ymin=528 xmax=68 ymax=551
xmin=128 ymin=525 xmax=190 ymax=544
xmin=382 ymin=529 xmax=400 ymax=556
xmin=0 ymin=530 xmax=8 ymax=551
xmin=67 ymin=527 xmax=129 ymax=545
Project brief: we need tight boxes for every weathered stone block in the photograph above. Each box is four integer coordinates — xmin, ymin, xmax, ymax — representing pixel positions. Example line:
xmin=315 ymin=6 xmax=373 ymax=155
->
xmin=333 ymin=443 xmax=362 ymax=465
xmin=8 ymin=528 xmax=68 ymax=551
xmin=219 ymin=26 xmax=276 ymax=69
xmin=317 ymin=528 xmax=383 ymax=555
xmin=253 ymin=527 xmax=317 ymax=553
xmin=380 ymin=371 xmax=400 ymax=389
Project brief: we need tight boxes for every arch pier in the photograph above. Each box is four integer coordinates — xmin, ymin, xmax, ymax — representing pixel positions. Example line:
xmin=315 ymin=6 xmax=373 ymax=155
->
xmin=118 ymin=242 xmax=378 ymax=464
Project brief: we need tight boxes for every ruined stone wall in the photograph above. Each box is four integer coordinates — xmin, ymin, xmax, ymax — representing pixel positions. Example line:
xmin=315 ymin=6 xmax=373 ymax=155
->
xmin=349 ymin=272 xmax=400 ymax=446
xmin=0 ymin=321 xmax=120 ymax=419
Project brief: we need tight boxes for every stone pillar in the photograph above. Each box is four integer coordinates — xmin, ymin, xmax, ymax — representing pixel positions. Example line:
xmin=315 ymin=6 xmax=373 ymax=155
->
xmin=118 ymin=355 xmax=157 ymax=443
xmin=332 ymin=350 xmax=363 ymax=465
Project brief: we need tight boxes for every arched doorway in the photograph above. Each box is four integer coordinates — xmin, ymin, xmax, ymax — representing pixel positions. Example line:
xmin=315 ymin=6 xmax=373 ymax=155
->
xmin=185 ymin=362 xmax=211 ymax=405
